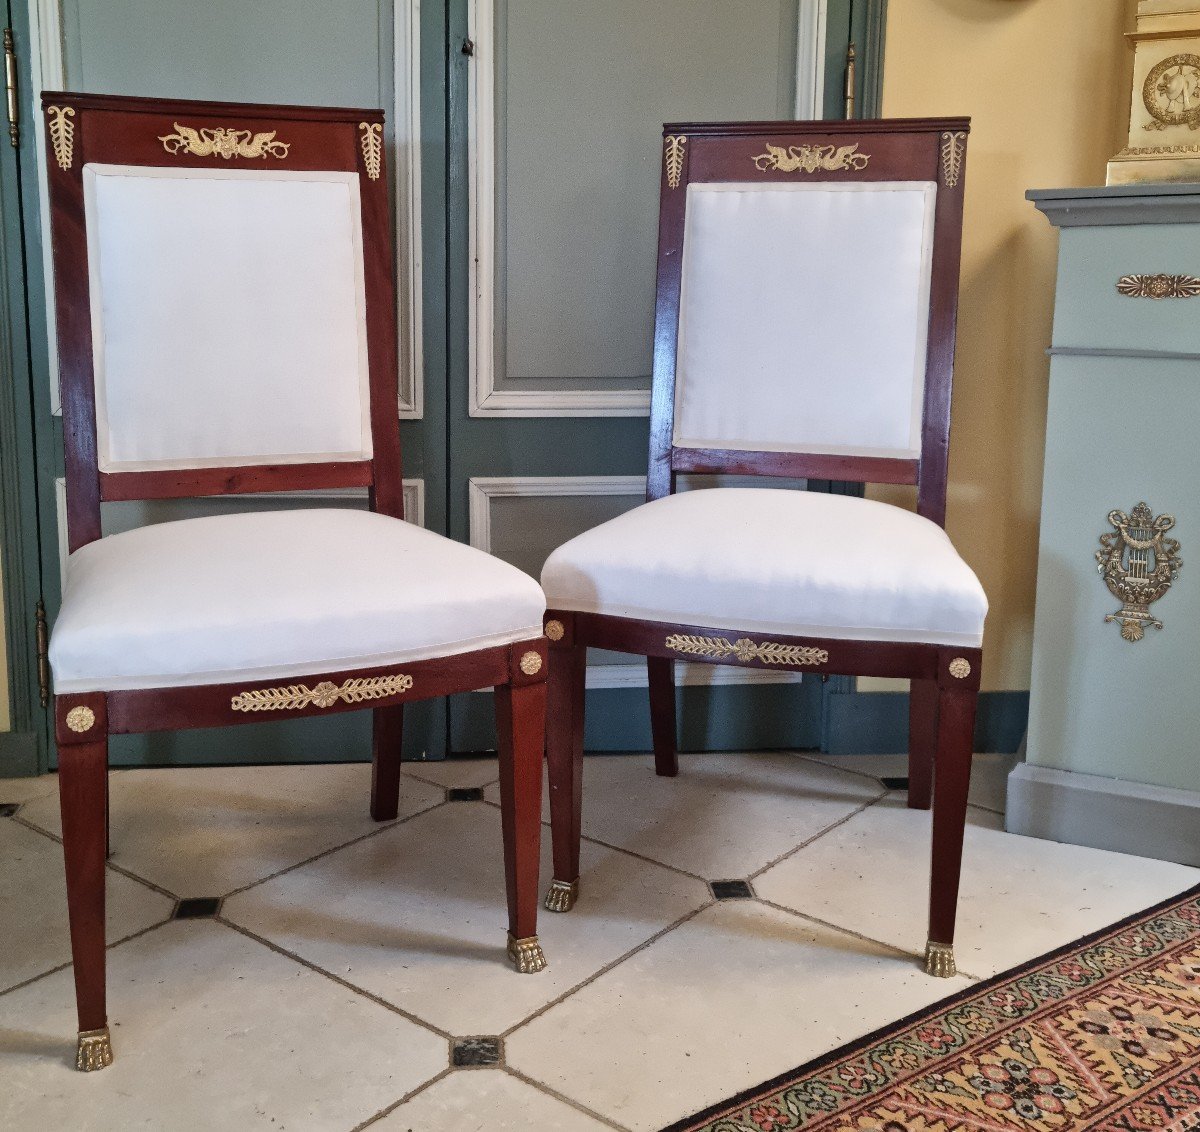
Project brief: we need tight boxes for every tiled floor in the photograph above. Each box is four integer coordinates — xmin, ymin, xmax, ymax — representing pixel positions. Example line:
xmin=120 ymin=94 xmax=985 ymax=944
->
xmin=2 ymin=751 xmax=1197 ymax=1132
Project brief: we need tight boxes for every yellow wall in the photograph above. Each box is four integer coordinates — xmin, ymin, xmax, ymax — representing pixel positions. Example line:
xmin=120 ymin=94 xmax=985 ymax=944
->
xmin=873 ymin=0 xmax=1133 ymax=690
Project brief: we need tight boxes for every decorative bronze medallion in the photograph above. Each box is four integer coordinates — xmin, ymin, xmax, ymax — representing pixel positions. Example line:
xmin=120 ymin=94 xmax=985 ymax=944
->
xmin=519 ymin=651 xmax=543 ymax=676
xmin=1096 ymin=502 xmax=1182 ymax=641
xmin=948 ymin=658 xmax=971 ymax=680
xmin=544 ymin=619 xmax=565 ymax=642
xmin=1143 ymin=54 xmax=1200 ymax=131
xmin=65 ymin=705 xmax=95 ymax=733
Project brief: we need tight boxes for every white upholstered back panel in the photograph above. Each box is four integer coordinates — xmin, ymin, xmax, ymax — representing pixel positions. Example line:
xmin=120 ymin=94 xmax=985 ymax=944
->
xmin=84 ymin=165 xmax=372 ymax=472
xmin=673 ymin=181 xmax=937 ymax=459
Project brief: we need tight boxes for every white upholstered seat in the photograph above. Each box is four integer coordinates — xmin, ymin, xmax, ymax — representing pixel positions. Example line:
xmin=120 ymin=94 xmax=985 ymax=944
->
xmin=541 ymin=488 xmax=986 ymax=648
xmin=51 ymin=509 xmax=546 ymax=693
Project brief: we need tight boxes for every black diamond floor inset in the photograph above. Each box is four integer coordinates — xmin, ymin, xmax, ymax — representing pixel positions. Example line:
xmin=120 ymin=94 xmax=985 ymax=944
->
xmin=710 ymin=879 xmax=754 ymax=900
xmin=0 ymin=803 xmax=19 ymax=817
xmin=173 ymin=897 xmax=221 ymax=919
xmin=447 ymin=787 xmax=485 ymax=802
xmin=451 ymin=1036 xmax=502 ymax=1067
xmin=881 ymin=777 xmax=910 ymax=791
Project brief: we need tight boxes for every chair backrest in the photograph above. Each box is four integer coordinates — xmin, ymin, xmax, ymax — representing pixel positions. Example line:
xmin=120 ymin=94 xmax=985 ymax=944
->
xmin=42 ymin=92 xmax=401 ymax=553
xmin=647 ymin=119 xmax=969 ymax=527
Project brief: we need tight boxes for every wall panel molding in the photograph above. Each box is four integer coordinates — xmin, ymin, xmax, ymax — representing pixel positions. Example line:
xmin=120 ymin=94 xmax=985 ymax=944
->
xmin=467 ymin=0 xmax=821 ymax=418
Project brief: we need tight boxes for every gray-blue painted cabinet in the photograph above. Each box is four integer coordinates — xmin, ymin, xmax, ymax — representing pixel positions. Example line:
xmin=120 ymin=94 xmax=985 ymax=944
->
xmin=1010 ymin=185 xmax=1200 ymax=866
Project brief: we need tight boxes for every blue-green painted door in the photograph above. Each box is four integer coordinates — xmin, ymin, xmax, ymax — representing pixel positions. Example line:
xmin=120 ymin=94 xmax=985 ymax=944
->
xmin=442 ymin=0 xmax=855 ymax=753
xmin=12 ymin=0 xmax=451 ymax=766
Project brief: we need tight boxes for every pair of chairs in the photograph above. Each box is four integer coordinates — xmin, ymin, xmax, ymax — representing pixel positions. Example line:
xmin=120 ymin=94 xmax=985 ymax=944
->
xmin=43 ymin=93 xmax=984 ymax=1073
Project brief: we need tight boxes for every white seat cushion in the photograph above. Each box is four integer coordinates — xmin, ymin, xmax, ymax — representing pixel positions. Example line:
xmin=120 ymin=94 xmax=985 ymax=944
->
xmin=541 ymin=489 xmax=986 ymax=648
xmin=51 ymin=509 xmax=546 ymax=693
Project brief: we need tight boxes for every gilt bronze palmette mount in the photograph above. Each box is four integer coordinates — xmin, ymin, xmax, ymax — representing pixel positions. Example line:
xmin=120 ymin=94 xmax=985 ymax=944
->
xmin=1096 ymin=502 xmax=1182 ymax=642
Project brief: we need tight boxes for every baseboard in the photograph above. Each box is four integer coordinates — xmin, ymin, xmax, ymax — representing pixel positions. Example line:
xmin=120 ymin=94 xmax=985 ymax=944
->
xmin=822 ymin=690 xmax=1029 ymax=755
xmin=1006 ymin=763 xmax=1200 ymax=867
xmin=451 ymin=684 xmax=826 ymax=754
xmin=0 ymin=730 xmax=39 ymax=777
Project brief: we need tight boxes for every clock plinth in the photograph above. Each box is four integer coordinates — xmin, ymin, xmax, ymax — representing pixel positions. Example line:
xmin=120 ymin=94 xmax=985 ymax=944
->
xmin=1109 ymin=2 xmax=1200 ymax=185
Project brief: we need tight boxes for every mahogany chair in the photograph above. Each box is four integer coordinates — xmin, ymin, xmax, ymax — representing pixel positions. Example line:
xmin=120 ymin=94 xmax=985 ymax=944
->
xmin=42 ymin=92 xmax=549 ymax=1072
xmin=540 ymin=119 xmax=986 ymax=977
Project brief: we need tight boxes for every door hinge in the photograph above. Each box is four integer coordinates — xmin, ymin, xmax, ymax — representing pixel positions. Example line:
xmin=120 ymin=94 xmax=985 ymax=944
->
xmin=844 ymin=41 xmax=857 ymax=120
xmin=35 ymin=599 xmax=49 ymax=707
xmin=4 ymin=29 xmax=18 ymax=147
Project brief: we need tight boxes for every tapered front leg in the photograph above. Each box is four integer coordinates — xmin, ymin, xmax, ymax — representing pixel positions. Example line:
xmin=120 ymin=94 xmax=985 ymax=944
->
xmin=647 ymin=657 xmax=678 ymax=778
xmin=544 ymin=621 xmax=586 ymax=913
xmin=496 ymin=663 xmax=547 ymax=973
xmin=908 ymin=678 xmax=938 ymax=810
xmin=926 ymin=675 xmax=978 ymax=978
xmin=58 ymin=718 xmax=112 ymax=1070
xmin=370 ymin=704 xmax=405 ymax=821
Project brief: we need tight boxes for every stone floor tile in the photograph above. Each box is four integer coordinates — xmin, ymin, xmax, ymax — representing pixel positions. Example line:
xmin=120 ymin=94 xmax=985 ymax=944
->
xmin=506 ymin=901 xmax=971 ymax=1132
xmin=403 ymin=757 xmax=501 ymax=791
xmin=487 ymin=752 xmax=884 ymax=880
xmin=373 ymin=1070 xmax=613 ymax=1131
xmin=0 ymin=819 xmax=173 ymax=993
xmin=0 ymin=919 xmax=446 ymax=1131
xmin=0 ymin=773 xmax=59 ymax=807
xmin=223 ymin=801 xmax=711 ymax=1036
xmin=17 ymin=763 xmax=443 ymax=898
xmin=804 ymin=751 xmax=1021 ymax=814
xmin=754 ymin=795 xmax=1200 ymax=977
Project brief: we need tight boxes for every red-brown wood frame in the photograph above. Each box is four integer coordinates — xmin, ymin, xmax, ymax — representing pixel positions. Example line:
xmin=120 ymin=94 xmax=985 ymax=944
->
xmin=544 ymin=119 xmax=979 ymax=981
xmin=42 ymin=91 xmax=548 ymax=1071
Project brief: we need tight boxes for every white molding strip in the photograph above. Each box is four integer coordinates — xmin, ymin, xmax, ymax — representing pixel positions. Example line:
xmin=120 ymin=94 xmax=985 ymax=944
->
xmin=395 ymin=0 xmax=424 ymax=418
xmin=29 ymin=0 xmax=64 ymax=415
xmin=466 ymin=0 xmax=650 ymax=418
xmin=467 ymin=475 xmax=803 ymax=688
xmin=55 ymin=479 xmax=425 ymax=587
xmin=794 ymin=0 xmax=828 ymax=120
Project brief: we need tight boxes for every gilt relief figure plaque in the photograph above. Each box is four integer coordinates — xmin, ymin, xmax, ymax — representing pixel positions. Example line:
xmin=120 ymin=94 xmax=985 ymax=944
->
xmin=1109 ymin=1 xmax=1200 ymax=184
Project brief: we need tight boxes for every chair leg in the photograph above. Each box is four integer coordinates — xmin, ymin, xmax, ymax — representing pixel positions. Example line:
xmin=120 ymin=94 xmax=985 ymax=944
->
xmin=370 ymin=704 xmax=405 ymax=821
xmin=926 ymin=684 xmax=977 ymax=978
xmin=908 ymin=678 xmax=937 ymax=810
xmin=59 ymin=736 xmax=113 ymax=1071
xmin=496 ymin=679 xmax=547 ymax=973
xmin=647 ymin=657 xmax=678 ymax=778
xmin=545 ymin=641 xmax=586 ymax=914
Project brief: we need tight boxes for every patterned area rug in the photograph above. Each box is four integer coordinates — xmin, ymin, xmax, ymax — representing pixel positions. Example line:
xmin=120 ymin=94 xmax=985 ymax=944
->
xmin=667 ymin=884 xmax=1200 ymax=1132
